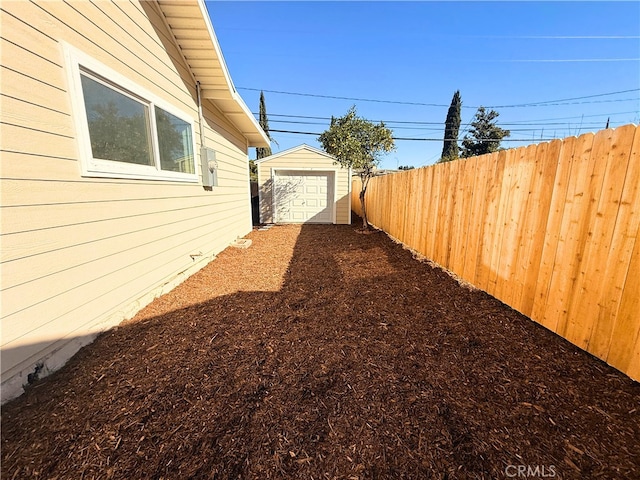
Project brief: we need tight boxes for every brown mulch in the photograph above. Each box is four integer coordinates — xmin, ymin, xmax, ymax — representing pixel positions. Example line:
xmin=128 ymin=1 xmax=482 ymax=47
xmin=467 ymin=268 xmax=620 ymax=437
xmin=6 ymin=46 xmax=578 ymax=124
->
xmin=2 ymin=219 xmax=639 ymax=480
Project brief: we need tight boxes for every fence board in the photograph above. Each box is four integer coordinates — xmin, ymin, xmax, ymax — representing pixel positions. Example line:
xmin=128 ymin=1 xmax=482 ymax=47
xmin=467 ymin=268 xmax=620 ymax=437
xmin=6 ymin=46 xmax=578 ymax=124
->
xmin=398 ymin=172 xmax=409 ymax=241
xmin=417 ymin=166 xmax=435 ymax=258
xmin=588 ymin=125 xmax=640 ymax=359
xmin=382 ymin=173 xmax=393 ymax=232
xmin=466 ymin=155 xmax=486 ymax=281
xmin=519 ymin=140 xmax=563 ymax=316
xmin=531 ymin=137 xmax=577 ymax=324
xmin=562 ymin=128 xmax=616 ymax=349
xmin=543 ymin=133 xmax=596 ymax=333
xmin=439 ymin=162 xmax=458 ymax=268
xmin=608 ymin=235 xmax=640 ymax=374
xmin=462 ymin=155 xmax=489 ymax=281
xmin=487 ymin=149 xmax=510 ymax=296
xmin=494 ymin=145 xmax=533 ymax=304
xmin=431 ymin=163 xmax=446 ymax=264
xmin=511 ymin=145 xmax=543 ymax=307
xmin=424 ymin=164 xmax=441 ymax=260
xmin=351 ymin=124 xmax=639 ymax=381
xmin=451 ymin=158 xmax=475 ymax=276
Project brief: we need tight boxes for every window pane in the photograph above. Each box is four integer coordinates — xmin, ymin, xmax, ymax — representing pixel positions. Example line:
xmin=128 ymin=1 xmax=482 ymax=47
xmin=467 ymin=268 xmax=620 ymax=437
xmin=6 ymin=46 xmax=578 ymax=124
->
xmin=155 ymin=107 xmax=194 ymax=173
xmin=81 ymin=74 xmax=154 ymax=166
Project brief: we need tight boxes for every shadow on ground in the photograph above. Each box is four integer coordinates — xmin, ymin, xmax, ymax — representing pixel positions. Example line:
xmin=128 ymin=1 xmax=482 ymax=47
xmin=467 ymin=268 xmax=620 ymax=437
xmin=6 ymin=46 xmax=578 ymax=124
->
xmin=2 ymin=219 xmax=639 ymax=479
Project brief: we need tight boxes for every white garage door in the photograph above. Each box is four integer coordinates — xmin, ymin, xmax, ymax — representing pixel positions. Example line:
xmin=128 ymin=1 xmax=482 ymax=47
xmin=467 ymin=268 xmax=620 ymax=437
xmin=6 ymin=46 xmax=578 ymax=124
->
xmin=274 ymin=171 xmax=333 ymax=223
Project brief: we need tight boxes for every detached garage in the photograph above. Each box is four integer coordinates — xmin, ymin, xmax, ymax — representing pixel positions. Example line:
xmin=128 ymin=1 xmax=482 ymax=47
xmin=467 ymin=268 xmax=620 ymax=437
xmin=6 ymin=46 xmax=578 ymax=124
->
xmin=256 ymin=145 xmax=352 ymax=224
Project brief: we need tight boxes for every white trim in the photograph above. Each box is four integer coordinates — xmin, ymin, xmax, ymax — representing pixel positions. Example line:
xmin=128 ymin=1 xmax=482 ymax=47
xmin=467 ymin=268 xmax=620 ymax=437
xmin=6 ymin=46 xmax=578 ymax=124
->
xmin=62 ymin=42 xmax=199 ymax=183
xmin=257 ymin=163 xmax=263 ymax=224
xmin=271 ymin=168 xmax=338 ymax=224
xmin=332 ymin=170 xmax=338 ymax=224
xmin=270 ymin=167 xmax=276 ymax=224
xmin=254 ymin=144 xmax=337 ymax=164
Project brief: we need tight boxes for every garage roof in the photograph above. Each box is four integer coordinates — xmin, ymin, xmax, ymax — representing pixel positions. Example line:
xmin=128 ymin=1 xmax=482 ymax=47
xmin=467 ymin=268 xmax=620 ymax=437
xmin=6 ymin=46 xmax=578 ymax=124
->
xmin=157 ymin=0 xmax=269 ymax=147
xmin=255 ymin=144 xmax=337 ymax=163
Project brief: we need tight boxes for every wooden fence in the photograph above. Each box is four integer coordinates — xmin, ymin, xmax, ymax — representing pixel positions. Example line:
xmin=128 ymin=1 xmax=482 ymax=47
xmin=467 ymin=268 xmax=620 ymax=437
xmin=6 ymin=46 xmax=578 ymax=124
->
xmin=352 ymin=124 xmax=640 ymax=381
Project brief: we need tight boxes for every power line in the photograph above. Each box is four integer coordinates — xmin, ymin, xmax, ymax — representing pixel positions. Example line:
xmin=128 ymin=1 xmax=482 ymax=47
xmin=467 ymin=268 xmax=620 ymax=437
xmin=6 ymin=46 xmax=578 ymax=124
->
xmin=218 ymin=28 xmax=640 ymax=40
xmin=242 ymin=88 xmax=448 ymax=107
xmin=265 ymin=118 xmax=606 ymax=133
xmin=492 ymin=92 xmax=639 ymax=108
xmin=260 ymin=113 xmax=444 ymax=125
xmin=269 ymin=129 xmax=558 ymax=142
xmin=500 ymin=110 xmax=640 ymax=123
xmin=266 ymin=117 xmax=626 ymax=129
xmin=500 ymin=58 xmax=640 ymax=63
xmin=241 ymin=87 xmax=640 ymax=109
xmin=476 ymin=35 xmax=640 ymax=39
xmin=256 ymin=111 xmax=636 ymax=128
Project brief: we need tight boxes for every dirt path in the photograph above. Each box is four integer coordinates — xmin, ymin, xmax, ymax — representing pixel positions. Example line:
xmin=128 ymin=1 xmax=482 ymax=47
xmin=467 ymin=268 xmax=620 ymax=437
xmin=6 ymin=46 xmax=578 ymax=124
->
xmin=2 ymin=222 xmax=639 ymax=479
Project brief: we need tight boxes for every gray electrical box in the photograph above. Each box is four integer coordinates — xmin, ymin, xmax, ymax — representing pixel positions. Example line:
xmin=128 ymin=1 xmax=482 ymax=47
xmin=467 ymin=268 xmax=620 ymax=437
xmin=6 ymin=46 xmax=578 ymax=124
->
xmin=200 ymin=147 xmax=218 ymax=187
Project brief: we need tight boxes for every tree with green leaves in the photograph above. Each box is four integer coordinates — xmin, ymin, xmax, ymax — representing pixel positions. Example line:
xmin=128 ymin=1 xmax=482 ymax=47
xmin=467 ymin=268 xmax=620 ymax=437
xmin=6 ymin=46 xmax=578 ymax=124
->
xmin=318 ymin=106 xmax=395 ymax=230
xmin=256 ymin=91 xmax=273 ymax=160
xmin=439 ymin=90 xmax=462 ymax=163
xmin=461 ymin=107 xmax=510 ymax=158
xmin=248 ymin=160 xmax=258 ymax=181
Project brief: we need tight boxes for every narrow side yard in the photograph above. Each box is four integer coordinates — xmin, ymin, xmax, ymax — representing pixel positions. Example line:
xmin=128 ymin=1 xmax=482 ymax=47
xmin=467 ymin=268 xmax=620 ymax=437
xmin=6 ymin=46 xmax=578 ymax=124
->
xmin=2 ymin=221 xmax=639 ymax=479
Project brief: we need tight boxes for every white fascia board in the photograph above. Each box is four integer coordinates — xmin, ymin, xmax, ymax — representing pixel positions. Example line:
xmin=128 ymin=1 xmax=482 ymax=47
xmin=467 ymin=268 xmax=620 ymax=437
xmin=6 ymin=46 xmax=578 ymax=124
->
xmin=255 ymin=144 xmax=338 ymax=164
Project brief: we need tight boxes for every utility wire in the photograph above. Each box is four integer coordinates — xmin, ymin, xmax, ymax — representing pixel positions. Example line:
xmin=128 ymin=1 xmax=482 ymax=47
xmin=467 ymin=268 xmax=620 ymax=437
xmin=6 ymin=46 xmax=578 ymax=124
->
xmin=498 ymin=89 xmax=640 ymax=107
xmin=217 ymin=28 xmax=639 ymax=40
xmin=474 ymin=35 xmax=640 ymax=39
xmin=264 ymin=119 xmax=604 ymax=132
xmin=269 ymin=129 xmax=558 ymax=142
xmin=255 ymin=111 xmax=637 ymax=127
xmin=241 ymin=87 xmax=639 ymax=109
xmin=242 ymin=88 xmax=448 ymax=107
xmin=500 ymin=110 xmax=640 ymax=124
xmin=265 ymin=118 xmax=625 ymax=130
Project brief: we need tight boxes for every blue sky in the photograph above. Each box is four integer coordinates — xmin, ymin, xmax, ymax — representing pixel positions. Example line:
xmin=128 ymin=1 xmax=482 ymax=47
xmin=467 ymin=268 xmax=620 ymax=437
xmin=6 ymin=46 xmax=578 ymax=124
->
xmin=205 ymin=1 xmax=640 ymax=169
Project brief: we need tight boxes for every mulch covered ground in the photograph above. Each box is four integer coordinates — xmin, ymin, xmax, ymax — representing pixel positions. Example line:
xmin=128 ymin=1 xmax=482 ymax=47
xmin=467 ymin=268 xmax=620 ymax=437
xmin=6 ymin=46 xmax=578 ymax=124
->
xmin=2 ymin=220 xmax=639 ymax=479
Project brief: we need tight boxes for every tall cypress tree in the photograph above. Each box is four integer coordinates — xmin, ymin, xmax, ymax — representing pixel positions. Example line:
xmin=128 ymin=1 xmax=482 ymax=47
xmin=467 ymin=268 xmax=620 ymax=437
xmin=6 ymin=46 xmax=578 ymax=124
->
xmin=439 ymin=90 xmax=461 ymax=163
xmin=256 ymin=91 xmax=272 ymax=159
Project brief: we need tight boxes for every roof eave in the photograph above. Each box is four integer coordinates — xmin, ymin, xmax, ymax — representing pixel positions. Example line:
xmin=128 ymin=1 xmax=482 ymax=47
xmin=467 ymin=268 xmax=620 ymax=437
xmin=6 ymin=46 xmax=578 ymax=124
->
xmin=157 ymin=0 xmax=270 ymax=148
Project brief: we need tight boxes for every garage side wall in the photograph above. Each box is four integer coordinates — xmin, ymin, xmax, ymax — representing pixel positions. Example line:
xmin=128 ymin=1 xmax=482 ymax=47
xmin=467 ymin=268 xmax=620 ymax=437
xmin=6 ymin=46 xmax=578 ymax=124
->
xmin=257 ymin=149 xmax=350 ymax=224
xmin=0 ymin=1 xmax=253 ymax=402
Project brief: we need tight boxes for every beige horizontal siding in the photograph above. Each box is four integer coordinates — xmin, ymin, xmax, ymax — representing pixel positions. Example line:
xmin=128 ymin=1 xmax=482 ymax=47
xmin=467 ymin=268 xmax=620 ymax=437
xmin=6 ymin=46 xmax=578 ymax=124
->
xmin=1 ymin=66 xmax=70 ymax=116
xmin=3 ymin=244 xmax=206 ymax=374
xmin=0 ymin=0 xmax=254 ymax=392
xmin=2 ymin=200 xmax=244 ymax=287
xmin=35 ymin=0 xmax=194 ymax=111
xmin=0 ymin=152 xmax=78 ymax=192
xmin=2 ymin=216 xmax=236 ymax=344
xmin=0 ymin=37 xmax=66 ymax=88
xmin=201 ymin=99 xmax=249 ymax=153
xmin=1 ymin=122 xmax=77 ymax=160
xmin=1 ymin=95 xmax=73 ymax=139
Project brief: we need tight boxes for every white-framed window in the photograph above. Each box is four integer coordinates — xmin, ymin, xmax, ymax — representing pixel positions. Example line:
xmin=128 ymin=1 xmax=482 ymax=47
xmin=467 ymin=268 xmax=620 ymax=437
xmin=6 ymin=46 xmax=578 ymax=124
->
xmin=63 ymin=43 xmax=198 ymax=182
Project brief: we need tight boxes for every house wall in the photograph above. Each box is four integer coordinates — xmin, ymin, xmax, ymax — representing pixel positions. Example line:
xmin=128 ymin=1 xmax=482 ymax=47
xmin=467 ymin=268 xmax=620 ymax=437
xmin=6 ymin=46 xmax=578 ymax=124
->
xmin=257 ymin=148 xmax=351 ymax=224
xmin=0 ymin=0 xmax=253 ymax=402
